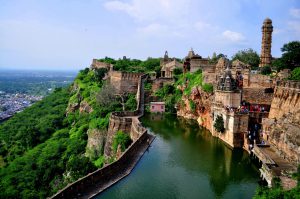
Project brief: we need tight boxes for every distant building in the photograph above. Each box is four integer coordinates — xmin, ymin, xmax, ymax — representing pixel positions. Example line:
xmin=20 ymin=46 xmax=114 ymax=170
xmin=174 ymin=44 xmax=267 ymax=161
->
xmin=150 ymin=102 xmax=165 ymax=113
xmin=160 ymin=51 xmax=183 ymax=78
xmin=259 ymin=18 xmax=273 ymax=67
xmin=161 ymin=59 xmax=183 ymax=78
xmin=183 ymin=48 xmax=213 ymax=73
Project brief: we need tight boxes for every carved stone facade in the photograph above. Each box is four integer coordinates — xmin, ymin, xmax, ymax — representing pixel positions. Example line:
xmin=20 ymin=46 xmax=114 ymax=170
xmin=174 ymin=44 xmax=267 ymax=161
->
xmin=259 ymin=18 xmax=273 ymax=67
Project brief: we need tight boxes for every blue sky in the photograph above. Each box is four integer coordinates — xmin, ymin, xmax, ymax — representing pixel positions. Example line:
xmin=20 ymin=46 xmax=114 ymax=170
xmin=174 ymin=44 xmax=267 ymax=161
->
xmin=0 ymin=0 xmax=299 ymax=70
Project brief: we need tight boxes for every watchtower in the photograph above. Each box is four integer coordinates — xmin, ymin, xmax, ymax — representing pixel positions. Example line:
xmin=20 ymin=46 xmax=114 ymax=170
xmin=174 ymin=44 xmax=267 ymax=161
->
xmin=259 ymin=18 xmax=273 ymax=67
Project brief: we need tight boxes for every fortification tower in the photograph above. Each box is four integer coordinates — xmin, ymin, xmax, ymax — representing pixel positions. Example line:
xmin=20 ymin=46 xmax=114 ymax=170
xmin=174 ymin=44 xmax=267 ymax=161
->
xmin=259 ymin=18 xmax=273 ymax=67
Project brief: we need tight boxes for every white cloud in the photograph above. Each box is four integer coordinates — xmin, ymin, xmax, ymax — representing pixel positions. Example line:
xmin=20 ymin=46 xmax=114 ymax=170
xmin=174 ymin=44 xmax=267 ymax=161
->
xmin=290 ymin=8 xmax=300 ymax=18
xmin=222 ymin=30 xmax=245 ymax=42
xmin=103 ymin=0 xmax=190 ymax=23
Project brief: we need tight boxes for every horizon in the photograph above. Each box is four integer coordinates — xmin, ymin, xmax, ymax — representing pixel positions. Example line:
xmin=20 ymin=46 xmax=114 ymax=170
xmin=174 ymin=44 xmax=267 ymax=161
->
xmin=1 ymin=0 xmax=299 ymax=70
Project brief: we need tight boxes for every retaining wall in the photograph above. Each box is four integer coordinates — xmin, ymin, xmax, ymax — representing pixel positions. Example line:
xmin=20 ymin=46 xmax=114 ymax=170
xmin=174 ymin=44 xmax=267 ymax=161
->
xmin=51 ymin=131 xmax=150 ymax=199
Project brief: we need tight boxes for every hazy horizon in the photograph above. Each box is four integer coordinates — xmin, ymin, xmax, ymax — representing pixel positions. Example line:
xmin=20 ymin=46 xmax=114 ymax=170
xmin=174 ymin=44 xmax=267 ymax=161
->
xmin=1 ymin=0 xmax=299 ymax=70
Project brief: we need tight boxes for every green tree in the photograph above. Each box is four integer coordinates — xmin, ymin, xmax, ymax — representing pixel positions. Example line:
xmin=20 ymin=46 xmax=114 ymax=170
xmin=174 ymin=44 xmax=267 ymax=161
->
xmin=273 ymin=41 xmax=300 ymax=71
xmin=231 ymin=48 xmax=260 ymax=68
xmin=210 ymin=53 xmax=227 ymax=64
xmin=260 ymin=66 xmax=272 ymax=75
xmin=214 ymin=115 xmax=225 ymax=133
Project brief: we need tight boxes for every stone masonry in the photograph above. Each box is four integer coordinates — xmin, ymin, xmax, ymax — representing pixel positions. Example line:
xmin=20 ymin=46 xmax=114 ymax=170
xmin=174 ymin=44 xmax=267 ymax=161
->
xmin=259 ymin=18 xmax=273 ymax=67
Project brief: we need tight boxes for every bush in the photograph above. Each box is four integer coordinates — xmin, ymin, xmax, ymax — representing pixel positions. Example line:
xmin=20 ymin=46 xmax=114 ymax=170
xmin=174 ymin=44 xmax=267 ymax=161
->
xmin=112 ymin=131 xmax=132 ymax=153
xmin=202 ymin=83 xmax=214 ymax=93
xmin=260 ymin=66 xmax=272 ymax=75
xmin=173 ymin=68 xmax=183 ymax=76
xmin=290 ymin=67 xmax=300 ymax=80
xmin=214 ymin=115 xmax=225 ymax=133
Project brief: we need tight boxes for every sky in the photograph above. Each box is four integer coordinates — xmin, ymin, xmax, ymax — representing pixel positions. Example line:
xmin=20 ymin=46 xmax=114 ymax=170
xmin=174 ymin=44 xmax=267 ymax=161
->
xmin=0 ymin=0 xmax=299 ymax=70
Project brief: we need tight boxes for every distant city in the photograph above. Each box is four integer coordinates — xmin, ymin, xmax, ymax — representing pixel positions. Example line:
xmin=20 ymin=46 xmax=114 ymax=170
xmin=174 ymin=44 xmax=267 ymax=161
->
xmin=0 ymin=69 xmax=77 ymax=121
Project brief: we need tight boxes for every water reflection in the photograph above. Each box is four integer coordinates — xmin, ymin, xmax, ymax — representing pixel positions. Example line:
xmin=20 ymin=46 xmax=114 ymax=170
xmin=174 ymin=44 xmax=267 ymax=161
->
xmin=98 ymin=113 xmax=259 ymax=199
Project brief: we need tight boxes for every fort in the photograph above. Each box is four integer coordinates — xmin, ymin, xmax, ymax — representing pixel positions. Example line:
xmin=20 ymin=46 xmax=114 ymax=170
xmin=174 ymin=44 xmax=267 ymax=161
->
xmin=51 ymin=72 xmax=154 ymax=198
xmin=52 ymin=18 xmax=298 ymax=197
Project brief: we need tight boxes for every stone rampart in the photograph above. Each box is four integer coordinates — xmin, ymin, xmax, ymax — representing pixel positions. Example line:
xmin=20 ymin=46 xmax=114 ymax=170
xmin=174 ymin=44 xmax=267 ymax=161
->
xmin=242 ymin=88 xmax=274 ymax=105
xmin=51 ymin=131 xmax=151 ymax=199
xmin=110 ymin=71 xmax=144 ymax=94
xmin=263 ymin=80 xmax=300 ymax=165
xmin=269 ymin=81 xmax=300 ymax=119
xmin=104 ymin=74 xmax=147 ymax=157
xmin=90 ymin=59 xmax=111 ymax=70
xmin=246 ymin=74 xmax=273 ymax=88
xmin=51 ymin=73 xmax=150 ymax=198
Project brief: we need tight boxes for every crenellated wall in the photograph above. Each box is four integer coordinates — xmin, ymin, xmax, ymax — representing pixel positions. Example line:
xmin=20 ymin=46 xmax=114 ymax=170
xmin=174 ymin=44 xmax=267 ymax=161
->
xmin=104 ymin=74 xmax=147 ymax=158
xmin=90 ymin=59 xmax=112 ymax=70
xmin=110 ymin=71 xmax=144 ymax=94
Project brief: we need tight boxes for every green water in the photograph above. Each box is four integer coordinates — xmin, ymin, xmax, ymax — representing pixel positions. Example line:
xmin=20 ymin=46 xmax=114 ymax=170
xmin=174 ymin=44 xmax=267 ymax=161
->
xmin=97 ymin=114 xmax=260 ymax=199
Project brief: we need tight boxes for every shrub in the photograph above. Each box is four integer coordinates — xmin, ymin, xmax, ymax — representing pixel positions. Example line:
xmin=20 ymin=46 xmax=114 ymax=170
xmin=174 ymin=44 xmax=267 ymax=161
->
xmin=202 ymin=83 xmax=214 ymax=93
xmin=112 ymin=131 xmax=132 ymax=153
xmin=260 ymin=66 xmax=272 ymax=75
xmin=214 ymin=115 xmax=225 ymax=133
xmin=290 ymin=67 xmax=300 ymax=80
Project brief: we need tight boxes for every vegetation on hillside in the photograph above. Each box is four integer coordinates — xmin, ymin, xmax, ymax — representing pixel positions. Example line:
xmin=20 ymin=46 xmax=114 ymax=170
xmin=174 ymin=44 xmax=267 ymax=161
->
xmin=154 ymin=69 xmax=213 ymax=113
xmin=112 ymin=131 xmax=132 ymax=153
xmin=0 ymin=88 xmax=97 ymax=198
xmin=0 ymin=67 xmax=137 ymax=198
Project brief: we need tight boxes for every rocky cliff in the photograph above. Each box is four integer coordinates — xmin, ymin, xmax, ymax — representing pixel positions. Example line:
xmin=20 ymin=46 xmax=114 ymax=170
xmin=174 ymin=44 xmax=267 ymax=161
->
xmin=177 ymin=86 xmax=214 ymax=131
xmin=263 ymin=81 xmax=300 ymax=165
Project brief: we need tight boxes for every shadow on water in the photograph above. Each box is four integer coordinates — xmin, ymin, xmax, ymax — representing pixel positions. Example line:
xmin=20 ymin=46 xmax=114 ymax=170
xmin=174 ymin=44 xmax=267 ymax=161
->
xmin=97 ymin=113 xmax=260 ymax=199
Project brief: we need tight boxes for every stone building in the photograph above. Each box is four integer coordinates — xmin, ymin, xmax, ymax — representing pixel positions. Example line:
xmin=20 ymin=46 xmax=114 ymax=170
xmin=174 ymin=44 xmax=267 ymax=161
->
xmin=211 ymin=66 xmax=248 ymax=148
xmin=161 ymin=59 xmax=183 ymax=78
xmin=183 ymin=49 xmax=213 ymax=73
xmin=259 ymin=18 xmax=273 ymax=67
xmin=160 ymin=51 xmax=173 ymax=68
xmin=160 ymin=51 xmax=183 ymax=78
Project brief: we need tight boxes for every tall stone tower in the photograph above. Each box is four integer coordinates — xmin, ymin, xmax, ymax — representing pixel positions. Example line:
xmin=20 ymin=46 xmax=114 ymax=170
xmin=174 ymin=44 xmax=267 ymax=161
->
xmin=259 ymin=18 xmax=273 ymax=67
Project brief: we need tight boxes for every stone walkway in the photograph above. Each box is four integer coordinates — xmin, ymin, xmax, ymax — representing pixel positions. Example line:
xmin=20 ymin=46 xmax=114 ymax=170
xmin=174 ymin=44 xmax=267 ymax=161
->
xmin=253 ymin=145 xmax=297 ymax=189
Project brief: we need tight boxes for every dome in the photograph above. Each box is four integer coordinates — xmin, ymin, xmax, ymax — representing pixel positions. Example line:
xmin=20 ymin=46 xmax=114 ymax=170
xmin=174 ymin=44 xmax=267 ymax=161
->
xmin=263 ymin=18 xmax=272 ymax=23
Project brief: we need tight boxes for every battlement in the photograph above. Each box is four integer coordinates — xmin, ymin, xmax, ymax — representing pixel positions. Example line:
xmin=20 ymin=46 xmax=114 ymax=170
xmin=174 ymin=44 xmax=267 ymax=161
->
xmin=110 ymin=71 xmax=143 ymax=80
xmin=276 ymin=80 xmax=300 ymax=89
xmin=90 ymin=59 xmax=111 ymax=69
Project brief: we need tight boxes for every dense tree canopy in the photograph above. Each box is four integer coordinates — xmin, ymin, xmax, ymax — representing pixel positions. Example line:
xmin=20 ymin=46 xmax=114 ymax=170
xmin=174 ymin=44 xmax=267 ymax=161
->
xmin=273 ymin=41 xmax=300 ymax=71
xmin=231 ymin=48 xmax=260 ymax=68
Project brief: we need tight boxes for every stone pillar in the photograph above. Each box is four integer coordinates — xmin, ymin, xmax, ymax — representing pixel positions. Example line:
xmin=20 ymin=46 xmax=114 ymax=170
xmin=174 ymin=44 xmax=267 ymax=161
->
xmin=259 ymin=18 xmax=273 ymax=67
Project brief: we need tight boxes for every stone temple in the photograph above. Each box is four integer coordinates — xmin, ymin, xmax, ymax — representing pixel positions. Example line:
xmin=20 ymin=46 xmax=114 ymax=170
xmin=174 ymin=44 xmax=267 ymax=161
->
xmin=259 ymin=18 xmax=273 ymax=67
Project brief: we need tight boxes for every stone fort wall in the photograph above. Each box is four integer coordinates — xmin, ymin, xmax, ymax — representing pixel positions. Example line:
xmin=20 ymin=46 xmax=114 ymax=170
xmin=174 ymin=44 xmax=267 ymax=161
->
xmin=263 ymin=81 xmax=300 ymax=165
xmin=110 ymin=71 xmax=144 ymax=94
xmin=51 ymin=131 xmax=150 ymax=199
xmin=269 ymin=81 xmax=300 ymax=119
xmin=51 ymin=74 xmax=149 ymax=198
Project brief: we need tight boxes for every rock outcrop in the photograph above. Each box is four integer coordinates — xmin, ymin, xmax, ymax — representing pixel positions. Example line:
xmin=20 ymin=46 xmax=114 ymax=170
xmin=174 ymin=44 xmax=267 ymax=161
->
xmin=177 ymin=86 xmax=214 ymax=131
